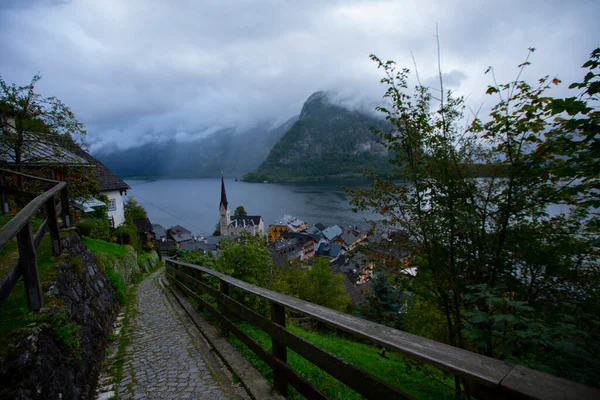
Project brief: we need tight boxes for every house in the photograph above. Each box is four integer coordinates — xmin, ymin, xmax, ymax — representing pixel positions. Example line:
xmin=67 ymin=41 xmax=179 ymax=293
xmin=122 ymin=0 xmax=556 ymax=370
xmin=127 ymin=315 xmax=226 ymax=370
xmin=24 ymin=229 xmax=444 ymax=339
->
xmin=281 ymin=232 xmax=316 ymax=261
xmin=1 ymin=113 xmax=131 ymax=227
xmin=332 ymin=265 xmax=371 ymax=305
xmin=169 ymin=225 xmax=193 ymax=246
xmin=314 ymin=222 xmax=327 ymax=232
xmin=338 ymin=228 xmax=368 ymax=250
xmin=367 ymin=231 xmax=411 ymax=269
xmin=340 ymin=252 xmax=373 ymax=284
xmin=72 ymin=148 xmax=131 ymax=227
xmin=154 ymin=239 xmax=177 ymax=255
xmin=267 ymin=215 xmax=307 ymax=243
xmin=134 ymin=217 xmax=154 ymax=243
xmin=268 ymin=237 xmax=303 ymax=266
xmin=321 ymin=225 xmax=343 ymax=242
xmin=152 ymin=224 xmax=168 ymax=241
xmin=304 ymin=225 xmax=322 ymax=235
xmin=315 ymin=242 xmax=343 ymax=261
xmin=206 ymin=235 xmax=229 ymax=251
xmin=219 ymin=174 xmax=265 ymax=237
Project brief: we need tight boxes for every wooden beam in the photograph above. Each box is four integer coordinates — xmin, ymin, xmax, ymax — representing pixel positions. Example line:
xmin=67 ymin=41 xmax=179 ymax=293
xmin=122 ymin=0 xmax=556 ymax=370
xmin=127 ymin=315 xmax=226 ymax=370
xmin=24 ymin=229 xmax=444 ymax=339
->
xmin=0 ymin=181 xmax=65 ymax=250
xmin=45 ymin=196 xmax=61 ymax=255
xmin=17 ymin=220 xmax=42 ymax=311
xmin=271 ymin=301 xmax=289 ymax=398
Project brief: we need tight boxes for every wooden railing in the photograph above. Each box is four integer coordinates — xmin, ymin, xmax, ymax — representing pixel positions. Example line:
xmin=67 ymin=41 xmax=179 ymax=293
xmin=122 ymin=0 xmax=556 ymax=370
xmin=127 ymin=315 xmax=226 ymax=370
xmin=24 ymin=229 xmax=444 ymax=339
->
xmin=165 ymin=258 xmax=600 ymax=400
xmin=0 ymin=168 xmax=70 ymax=311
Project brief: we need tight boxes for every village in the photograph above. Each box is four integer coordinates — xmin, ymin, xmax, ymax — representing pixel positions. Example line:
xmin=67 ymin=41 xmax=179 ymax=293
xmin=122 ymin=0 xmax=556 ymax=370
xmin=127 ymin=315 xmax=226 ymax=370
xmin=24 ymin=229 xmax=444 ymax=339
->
xmin=139 ymin=175 xmax=412 ymax=305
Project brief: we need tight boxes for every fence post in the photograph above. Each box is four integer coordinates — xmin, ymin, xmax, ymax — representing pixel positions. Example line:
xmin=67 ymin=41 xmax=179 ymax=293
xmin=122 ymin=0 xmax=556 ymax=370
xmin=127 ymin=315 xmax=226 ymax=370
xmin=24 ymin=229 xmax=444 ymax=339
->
xmin=60 ymin=186 xmax=70 ymax=227
xmin=46 ymin=195 xmax=61 ymax=256
xmin=220 ymin=280 xmax=230 ymax=334
xmin=0 ymin=171 xmax=8 ymax=215
xmin=193 ymin=270 xmax=204 ymax=312
xmin=17 ymin=220 xmax=43 ymax=311
xmin=271 ymin=301 xmax=288 ymax=398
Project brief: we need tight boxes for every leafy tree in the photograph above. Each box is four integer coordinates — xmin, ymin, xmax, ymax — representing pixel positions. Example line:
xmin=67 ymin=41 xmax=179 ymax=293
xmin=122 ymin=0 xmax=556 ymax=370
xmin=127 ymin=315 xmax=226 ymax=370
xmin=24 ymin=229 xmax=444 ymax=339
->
xmin=216 ymin=232 xmax=273 ymax=286
xmin=0 ymin=74 xmax=86 ymax=167
xmin=359 ymin=272 xmax=406 ymax=329
xmin=300 ymin=259 xmax=350 ymax=312
xmin=348 ymin=48 xmax=600 ymax=387
xmin=212 ymin=222 xmax=221 ymax=236
xmin=270 ymin=259 xmax=350 ymax=312
xmin=124 ymin=197 xmax=148 ymax=225
xmin=234 ymin=205 xmax=247 ymax=216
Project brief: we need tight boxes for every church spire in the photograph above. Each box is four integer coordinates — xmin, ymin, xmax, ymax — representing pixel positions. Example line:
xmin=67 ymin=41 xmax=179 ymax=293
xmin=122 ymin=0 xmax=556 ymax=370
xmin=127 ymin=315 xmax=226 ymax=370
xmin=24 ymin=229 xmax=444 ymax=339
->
xmin=220 ymin=171 xmax=228 ymax=209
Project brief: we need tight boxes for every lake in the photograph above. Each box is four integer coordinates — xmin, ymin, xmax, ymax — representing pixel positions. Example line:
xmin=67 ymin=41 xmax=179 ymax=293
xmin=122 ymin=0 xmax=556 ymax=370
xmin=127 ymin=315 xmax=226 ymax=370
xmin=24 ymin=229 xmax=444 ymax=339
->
xmin=125 ymin=179 xmax=380 ymax=236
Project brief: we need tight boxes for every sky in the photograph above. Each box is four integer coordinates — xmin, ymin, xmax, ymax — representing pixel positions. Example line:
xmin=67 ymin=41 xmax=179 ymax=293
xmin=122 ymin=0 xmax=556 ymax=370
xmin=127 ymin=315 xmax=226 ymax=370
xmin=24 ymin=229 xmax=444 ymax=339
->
xmin=1 ymin=0 xmax=598 ymax=150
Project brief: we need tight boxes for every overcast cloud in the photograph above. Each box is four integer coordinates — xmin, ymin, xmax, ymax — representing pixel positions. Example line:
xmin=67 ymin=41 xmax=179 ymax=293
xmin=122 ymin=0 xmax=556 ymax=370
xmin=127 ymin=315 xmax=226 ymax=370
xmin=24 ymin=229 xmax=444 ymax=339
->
xmin=1 ymin=0 xmax=598 ymax=150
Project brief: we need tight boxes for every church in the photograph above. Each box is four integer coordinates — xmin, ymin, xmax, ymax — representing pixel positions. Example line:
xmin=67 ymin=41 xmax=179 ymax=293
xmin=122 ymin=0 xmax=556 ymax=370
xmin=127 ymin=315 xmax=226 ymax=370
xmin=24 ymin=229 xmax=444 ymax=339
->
xmin=219 ymin=174 xmax=265 ymax=237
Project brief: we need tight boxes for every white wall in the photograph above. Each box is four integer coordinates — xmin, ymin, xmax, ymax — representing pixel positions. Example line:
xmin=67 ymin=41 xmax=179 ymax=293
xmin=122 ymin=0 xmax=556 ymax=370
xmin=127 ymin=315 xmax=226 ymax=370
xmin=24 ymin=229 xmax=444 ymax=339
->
xmin=103 ymin=190 xmax=126 ymax=227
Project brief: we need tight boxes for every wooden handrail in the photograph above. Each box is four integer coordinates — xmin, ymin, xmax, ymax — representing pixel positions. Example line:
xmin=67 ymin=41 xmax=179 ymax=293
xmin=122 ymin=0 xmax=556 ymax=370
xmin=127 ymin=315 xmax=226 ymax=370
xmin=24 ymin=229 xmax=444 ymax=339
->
xmin=0 ymin=182 xmax=65 ymax=249
xmin=0 ymin=167 xmax=62 ymax=184
xmin=165 ymin=258 xmax=600 ymax=400
xmin=0 ymin=169 xmax=70 ymax=311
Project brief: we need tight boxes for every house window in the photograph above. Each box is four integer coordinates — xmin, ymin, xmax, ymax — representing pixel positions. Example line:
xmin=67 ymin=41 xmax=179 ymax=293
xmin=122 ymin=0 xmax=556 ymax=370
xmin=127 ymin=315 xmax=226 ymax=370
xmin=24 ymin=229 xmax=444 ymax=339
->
xmin=108 ymin=199 xmax=117 ymax=211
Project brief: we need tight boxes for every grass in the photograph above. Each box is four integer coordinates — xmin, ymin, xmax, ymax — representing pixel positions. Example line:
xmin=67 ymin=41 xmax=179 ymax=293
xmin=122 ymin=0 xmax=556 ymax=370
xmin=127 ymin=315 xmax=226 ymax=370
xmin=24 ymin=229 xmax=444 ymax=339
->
xmin=81 ymin=236 xmax=129 ymax=256
xmin=137 ymin=251 xmax=153 ymax=263
xmin=0 ymin=216 xmax=60 ymax=356
xmin=224 ymin=321 xmax=456 ymax=400
xmin=81 ymin=236 xmax=131 ymax=304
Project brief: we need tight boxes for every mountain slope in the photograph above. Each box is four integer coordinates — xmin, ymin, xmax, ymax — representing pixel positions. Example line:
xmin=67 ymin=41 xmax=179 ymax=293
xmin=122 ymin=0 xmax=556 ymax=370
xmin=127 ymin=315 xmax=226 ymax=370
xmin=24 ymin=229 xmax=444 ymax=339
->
xmin=243 ymin=92 xmax=391 ymax=182
xmin=93 ymin=117 xmax=297 ymax=178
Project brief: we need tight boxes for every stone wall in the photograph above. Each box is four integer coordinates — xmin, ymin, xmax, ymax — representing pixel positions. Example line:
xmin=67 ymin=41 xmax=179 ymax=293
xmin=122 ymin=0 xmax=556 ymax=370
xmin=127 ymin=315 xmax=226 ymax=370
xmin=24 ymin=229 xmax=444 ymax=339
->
xmin=0 ymin=234 xmax=119 ymax=400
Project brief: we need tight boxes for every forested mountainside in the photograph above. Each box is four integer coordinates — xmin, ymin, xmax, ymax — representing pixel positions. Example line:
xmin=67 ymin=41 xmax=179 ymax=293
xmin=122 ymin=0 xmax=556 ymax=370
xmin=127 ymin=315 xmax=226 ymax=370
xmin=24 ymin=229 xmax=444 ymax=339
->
xmin=243 ymin=92 xmax=392 ymax=182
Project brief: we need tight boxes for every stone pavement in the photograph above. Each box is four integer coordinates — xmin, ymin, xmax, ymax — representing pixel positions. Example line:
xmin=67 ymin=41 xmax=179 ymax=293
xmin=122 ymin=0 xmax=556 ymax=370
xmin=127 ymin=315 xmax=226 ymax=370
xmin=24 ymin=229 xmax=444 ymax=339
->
xmin=112 ymin=269 xmax=229 ymax=400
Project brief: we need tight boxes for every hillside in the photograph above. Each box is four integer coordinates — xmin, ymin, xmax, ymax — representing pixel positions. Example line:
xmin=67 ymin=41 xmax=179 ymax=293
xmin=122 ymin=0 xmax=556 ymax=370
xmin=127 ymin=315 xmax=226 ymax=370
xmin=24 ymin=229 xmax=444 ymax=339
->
xmin=243 ymin=92 xmax=392 ymax=182
xmin=94 ymin=117 xmax=298 ymax=178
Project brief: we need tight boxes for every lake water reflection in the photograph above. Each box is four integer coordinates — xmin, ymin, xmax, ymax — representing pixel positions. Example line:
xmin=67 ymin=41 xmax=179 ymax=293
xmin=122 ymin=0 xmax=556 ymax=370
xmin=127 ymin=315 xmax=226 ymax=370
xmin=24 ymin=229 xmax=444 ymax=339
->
xmin=125 ymin=179 xmax=381 ymax=236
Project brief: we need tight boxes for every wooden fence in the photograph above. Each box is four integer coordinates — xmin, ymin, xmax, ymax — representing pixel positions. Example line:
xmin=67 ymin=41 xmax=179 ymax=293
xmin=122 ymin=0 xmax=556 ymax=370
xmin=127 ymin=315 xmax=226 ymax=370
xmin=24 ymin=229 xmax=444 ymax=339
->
xmin=0 ymin=168 xmax=70 ymax=311
xmin=165 ymin=258 xmax=599 ymax=400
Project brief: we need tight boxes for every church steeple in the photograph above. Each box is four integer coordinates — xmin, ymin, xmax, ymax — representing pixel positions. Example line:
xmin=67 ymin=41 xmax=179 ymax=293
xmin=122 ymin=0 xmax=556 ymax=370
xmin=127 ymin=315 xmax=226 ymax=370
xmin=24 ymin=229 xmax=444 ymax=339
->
xmin=220 ymin=171 xmax=228 ymax=209
xmin=219 ymin=171 xmax=230 ymax=235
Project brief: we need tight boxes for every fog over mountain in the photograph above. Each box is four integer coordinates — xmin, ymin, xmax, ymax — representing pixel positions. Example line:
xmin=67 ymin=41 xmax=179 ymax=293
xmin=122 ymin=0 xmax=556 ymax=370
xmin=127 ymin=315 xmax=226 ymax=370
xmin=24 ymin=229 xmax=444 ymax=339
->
xmin=1 ymin=0 xmax=598 ymax=152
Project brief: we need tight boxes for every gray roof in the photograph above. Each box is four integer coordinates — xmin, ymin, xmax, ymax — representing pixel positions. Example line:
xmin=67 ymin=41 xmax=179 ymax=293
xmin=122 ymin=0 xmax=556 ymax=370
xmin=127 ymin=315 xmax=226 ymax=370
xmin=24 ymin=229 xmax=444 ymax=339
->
xmin=180 ymin=241 xmax=209 ymax=251
xmin=281 ymin=232 xmax=317 ymax=245
xmin=304 ymin=226 xmax=321 ymax=235
xmin=314 ymin=223 xmax=327 ymax=231
xmin=74 ymin=148 xmax=130 ymax=191
xmin=171 ymin=225 xmax=191 ymax=234
xmin=316 ymin=242 xmax=342 ymax=258
xmin=0 ymin=133 xmax=92 ymax=167
xmin=152 ymin=224 xmax=167 ymax=239
xmin=169 ymin=226 xmax=193 ymax=243
xmin=269 ymin=238 xmax=300 ymax=253
xmin=321 ymin=225 xmax=343 ymax=241
xmin=154 ymin=239 xmax=177 ymax=252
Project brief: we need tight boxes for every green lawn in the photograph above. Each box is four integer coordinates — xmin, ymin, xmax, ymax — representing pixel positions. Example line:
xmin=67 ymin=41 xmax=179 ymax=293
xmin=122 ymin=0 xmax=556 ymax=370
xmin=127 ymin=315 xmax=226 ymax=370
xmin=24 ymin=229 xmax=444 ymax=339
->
xmin=0 ymin=216 xmax=57 ymax=356
xmin=226 ymin=321 xmax=456 ymax=400
xmin=81 ymin=236 xmax=129 ymax=256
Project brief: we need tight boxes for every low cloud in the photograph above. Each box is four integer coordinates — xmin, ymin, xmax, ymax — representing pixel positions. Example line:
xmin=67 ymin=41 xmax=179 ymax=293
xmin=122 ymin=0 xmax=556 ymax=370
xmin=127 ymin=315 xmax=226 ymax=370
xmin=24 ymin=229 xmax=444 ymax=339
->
xmin=1 ymin=0 xmax=597 ymax=150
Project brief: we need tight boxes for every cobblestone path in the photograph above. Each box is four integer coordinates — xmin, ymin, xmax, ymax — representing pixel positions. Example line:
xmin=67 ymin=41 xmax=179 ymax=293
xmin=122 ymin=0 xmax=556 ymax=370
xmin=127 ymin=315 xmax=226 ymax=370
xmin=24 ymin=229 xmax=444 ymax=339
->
xmin=114 ymin=270 xmax=228 ymax=399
